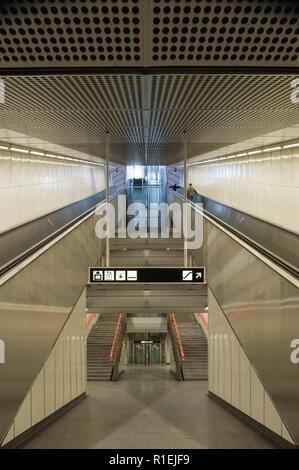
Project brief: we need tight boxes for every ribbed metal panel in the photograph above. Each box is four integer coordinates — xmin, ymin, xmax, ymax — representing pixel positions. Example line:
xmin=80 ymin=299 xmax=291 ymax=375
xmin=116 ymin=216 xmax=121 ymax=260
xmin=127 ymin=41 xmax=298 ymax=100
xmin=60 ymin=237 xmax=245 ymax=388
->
xmin=1 ymin=72 xmax=298 ymax=163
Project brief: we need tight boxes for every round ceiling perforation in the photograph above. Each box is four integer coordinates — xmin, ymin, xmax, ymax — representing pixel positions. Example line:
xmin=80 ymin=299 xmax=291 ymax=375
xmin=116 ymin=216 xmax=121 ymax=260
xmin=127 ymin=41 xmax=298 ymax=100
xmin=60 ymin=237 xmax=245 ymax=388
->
xmin=0 ymin=0 xmax=144 ymax=67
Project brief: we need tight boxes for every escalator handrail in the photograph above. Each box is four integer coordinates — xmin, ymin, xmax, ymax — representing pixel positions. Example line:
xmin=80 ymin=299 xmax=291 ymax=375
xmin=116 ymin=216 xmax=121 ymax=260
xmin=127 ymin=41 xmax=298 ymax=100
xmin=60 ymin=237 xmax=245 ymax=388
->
xmin=0 ymin=187 xmax=125 ymax=278
xmin=170 ymin=189 xmax=299 ymax=279
xmin=170 ymin=313 xmax=185 ymax=362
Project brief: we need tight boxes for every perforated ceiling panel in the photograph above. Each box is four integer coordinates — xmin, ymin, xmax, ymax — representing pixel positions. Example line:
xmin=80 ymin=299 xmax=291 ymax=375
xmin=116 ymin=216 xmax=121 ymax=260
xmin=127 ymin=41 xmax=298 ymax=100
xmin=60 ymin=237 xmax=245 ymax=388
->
xmin=149 ymin=0 xmax=299 ymax=67
xmin=0 ymin=0 xmax=144 ymax=67
xmin=1 ymin=73 xmax=298 ymax=164
xmin=0 ymin=0 xmax=298 ymax=69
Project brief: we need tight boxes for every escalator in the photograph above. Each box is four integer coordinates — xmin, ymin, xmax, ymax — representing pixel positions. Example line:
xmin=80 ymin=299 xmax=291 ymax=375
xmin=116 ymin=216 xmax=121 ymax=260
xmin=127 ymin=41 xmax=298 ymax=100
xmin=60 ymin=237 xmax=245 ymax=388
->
xmin=169 ymin=188 xmax=299 ymax=446
xmin=87 ymin=313 xmax=126 ymax=381
xmin=168 ymin=313 xmax=208 ymax=381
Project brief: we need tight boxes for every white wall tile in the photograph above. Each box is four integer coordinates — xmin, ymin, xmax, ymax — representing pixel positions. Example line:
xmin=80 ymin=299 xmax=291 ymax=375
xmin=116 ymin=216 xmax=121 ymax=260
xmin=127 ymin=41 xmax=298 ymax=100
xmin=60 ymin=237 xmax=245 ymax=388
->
xmin=0 ymin=150 xmax=106 ymax=232
xmin=240 ymin=348 xmax=251 ymax=416
xmin=282 ymin=423 xmax=295 ymax=445
xmin=63 ymin=328 xmax=71 ymax=405
xmin=231 ymin=335 xmax=240 ymax=409
xmin=44 ymin=350 xmax=55 ymax=417
xmin=2 ymin=424 xmax=14 ymax=446
xmin=264 ymin=392 xmax=282 ymax=436
xmin=31 ymin=369 xmax=45 ymax=426
xmin=70 ymin=326 xmax=78 ymax=400
xmin=188 ymin=145 xmax=297 ymax=233
xmin=55 ymin=335 xmax=64 ymax=410
xmin=250 ymin=367 xmax=264 ymax=424
xmin=14 ymin=393 xmax=31 ymax=437
xmin=2 ymin=287 xmax=88 ymax=446
xmin=223 ymin=327 xmax=232 ymax=404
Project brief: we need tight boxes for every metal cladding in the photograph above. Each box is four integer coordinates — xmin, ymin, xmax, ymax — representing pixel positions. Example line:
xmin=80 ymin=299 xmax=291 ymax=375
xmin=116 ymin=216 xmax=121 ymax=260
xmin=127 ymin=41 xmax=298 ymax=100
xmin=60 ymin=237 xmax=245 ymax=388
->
xmin=0 ymin=0 xmax=298 ymax=68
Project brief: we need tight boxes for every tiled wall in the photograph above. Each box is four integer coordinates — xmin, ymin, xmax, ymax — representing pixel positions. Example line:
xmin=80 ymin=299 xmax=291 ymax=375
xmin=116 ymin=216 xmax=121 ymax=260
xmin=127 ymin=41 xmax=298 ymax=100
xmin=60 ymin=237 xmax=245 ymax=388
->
xmin=2 ymin=289 xmax=87 ymax=446
xmin=208 ymin=287 xmax=295 ymax=445
xmin=0 ymin=148 xmax=105 ymax=233
xmin=188 ymin=147 xmax=299 ymax=233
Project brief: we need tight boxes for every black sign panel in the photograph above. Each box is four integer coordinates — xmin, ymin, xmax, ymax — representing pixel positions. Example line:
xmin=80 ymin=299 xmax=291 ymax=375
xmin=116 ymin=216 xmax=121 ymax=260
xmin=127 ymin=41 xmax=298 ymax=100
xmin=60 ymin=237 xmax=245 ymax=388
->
xmin=89 ymin=267 xmax=205 ymax=284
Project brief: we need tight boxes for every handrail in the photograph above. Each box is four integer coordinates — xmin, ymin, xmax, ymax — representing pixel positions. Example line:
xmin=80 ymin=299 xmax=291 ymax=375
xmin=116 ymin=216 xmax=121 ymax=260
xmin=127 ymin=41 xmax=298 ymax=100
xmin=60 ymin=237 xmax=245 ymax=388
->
xmin=0 ymin=186 xmax=126 ymax=279
xmin=169 ymin=188 xmax=298 ymax=279
xmin=198 ymin=312 xmax=208 ymax=330
xmin=109 ymin=313 xmax=123 ymax=363
xmin=170 ymin=313 xmax=185 ymax=362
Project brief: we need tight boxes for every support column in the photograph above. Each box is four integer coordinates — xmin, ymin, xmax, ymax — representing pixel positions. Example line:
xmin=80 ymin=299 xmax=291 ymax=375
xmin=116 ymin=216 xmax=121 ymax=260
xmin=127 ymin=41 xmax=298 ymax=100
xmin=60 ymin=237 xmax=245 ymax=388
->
xmin=183 ymin=132 xmax=188 ymax=267
xmin=106 ymin=132 xmax=110 ymax=267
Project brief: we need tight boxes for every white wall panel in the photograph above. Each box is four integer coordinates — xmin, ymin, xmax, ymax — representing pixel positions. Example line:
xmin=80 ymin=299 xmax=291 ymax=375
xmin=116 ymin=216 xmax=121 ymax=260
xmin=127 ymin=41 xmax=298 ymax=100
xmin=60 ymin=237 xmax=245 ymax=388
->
xmin=55 ymin=335 xmax=64 ymax=411
xmin=223 ymin=326 xmax=232 ymax=405
xmin=14 ymin=393 xmax=31 ymax=438
xmin=70 ymin=326 xmax=78 ymax=400
xmin=31 ymin=369 xmax=45 ymax=426
xmin=264 ymin=392 xmax=282 ymax=436
xmin=231 ymin=335 xmax=240 ymax=409
xmin=45 ymin=351 xmax=55 ymax=418
xmin=208 ymin=288 xmax=295 ymax=445
xmin=2 ymin=289 xmax=87 ymax=446
xmin=208 ymin=331 xmax=214 ymax=393
xmin=2 ymin=424 xmax=14 ymax=446
xmin=250 ymin=367 xmax=264 ymax=425
xmin=188 ymin=146 xmax=299 ymax=233
xmin=240 ymin=348 xmax=251 ymax=416
xmin=63 ymin=328 xmax=71 ymax=405
xmin=0 ymin=148 xmax=105 ymax=233
xmin=218 ymin=331 xmax=224 ymax=399
xmin=282 ymin=423 xmax=295 ymax=445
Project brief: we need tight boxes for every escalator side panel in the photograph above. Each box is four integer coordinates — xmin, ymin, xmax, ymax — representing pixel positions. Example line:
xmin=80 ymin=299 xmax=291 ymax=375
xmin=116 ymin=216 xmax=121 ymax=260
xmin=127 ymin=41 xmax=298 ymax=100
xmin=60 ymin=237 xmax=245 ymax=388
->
xmin=206 ymin=219 xmax=299 ymax=445
xmin=0 ymin=214 xmax=103 ymax=444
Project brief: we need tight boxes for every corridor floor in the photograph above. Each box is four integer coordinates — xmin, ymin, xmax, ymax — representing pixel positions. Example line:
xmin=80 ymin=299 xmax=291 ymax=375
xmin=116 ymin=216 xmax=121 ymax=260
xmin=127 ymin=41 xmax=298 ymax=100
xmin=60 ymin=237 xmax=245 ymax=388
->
xmin=23 ymin=366 xmax=274 ymax=449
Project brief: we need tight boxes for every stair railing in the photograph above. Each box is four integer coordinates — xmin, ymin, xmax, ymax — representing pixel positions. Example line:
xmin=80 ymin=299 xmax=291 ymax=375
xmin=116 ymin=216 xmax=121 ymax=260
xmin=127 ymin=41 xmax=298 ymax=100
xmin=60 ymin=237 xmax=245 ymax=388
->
xmin=109 ymin=313 xmax=127 ymax=381
xmin=167 ymin=312 xmax=184 ymax=380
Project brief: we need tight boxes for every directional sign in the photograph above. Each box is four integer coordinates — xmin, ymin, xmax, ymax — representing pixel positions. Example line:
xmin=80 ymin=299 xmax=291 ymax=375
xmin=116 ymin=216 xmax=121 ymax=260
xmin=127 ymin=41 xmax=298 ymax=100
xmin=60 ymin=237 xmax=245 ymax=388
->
xmin=89 ymin=267 xmax=205 ymax=284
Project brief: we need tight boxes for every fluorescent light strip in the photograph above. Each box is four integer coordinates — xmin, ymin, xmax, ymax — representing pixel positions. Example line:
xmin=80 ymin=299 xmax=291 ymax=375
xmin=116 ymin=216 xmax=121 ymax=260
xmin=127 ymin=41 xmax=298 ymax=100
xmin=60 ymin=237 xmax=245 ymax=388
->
xmin=283 ymin=143 xmax=299 ymax=149
xmin=30 ymin=150 xmax=45 ymax=156
xmin=182 ymin=140 xmax=299 ymax=167
xmin=10 ymin=147 xmax=29 ymax=154
xmin=0 ymin=143 xmax=106 ymax=166
xmin=45 ymin=153 xmax=57 ymax=158
xmin=262 ymin=146 xmax=282 ymax=153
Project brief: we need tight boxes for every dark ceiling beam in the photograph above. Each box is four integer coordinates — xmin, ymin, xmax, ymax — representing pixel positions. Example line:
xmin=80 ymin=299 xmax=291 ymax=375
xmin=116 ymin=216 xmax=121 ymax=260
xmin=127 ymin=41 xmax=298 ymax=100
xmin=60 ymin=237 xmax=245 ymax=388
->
xmin=0 ymin=66 xmax=299 ymax=77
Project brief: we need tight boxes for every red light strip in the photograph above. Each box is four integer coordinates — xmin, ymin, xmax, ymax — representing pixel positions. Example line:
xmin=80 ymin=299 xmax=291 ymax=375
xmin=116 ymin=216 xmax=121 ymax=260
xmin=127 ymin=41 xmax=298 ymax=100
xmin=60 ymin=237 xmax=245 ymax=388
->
xmin=171 ymin=313 xmax=185 ymax=361
xmin=199 ymin=312 xmax=208 ymax=329
xmin=109 ymin=313 xmax=123 ymax=362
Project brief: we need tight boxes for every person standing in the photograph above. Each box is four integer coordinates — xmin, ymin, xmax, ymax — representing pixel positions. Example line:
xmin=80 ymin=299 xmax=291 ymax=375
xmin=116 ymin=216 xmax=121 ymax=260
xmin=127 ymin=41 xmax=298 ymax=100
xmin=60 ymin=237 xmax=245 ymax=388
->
xmin=187 ymin=183 xmax=198 ymax=201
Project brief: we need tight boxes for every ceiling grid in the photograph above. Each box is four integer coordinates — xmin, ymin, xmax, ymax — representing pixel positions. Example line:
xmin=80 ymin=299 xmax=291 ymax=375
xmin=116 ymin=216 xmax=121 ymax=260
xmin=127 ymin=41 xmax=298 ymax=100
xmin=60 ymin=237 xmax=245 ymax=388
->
xmin=0 ymin=1 xmax=298 ymax=163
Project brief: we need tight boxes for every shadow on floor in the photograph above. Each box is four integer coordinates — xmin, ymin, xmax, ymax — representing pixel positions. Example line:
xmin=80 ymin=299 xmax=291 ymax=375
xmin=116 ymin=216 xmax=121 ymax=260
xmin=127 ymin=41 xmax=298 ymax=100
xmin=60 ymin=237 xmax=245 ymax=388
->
xmin=22 ymin=366 xmax=274 ymax=449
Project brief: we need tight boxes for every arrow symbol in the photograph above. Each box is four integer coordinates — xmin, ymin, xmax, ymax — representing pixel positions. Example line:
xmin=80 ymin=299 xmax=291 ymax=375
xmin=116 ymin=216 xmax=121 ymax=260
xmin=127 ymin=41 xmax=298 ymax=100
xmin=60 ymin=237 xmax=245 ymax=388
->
xmin=196 ymin=272 xmax=202 ymax=279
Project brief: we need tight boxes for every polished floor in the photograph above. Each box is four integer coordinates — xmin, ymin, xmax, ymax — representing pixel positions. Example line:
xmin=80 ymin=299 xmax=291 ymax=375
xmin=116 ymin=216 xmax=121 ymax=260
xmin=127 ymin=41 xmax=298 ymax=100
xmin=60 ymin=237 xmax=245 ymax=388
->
xmin=23 ymin=366 xmax=274 ymax=449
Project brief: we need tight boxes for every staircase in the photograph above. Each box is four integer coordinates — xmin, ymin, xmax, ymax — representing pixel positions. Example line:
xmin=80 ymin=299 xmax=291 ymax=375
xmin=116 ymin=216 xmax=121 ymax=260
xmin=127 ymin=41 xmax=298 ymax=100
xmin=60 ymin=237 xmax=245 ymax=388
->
xmin=175 ymin=313 xmax=208 ymax=381
xmin=87 ymin=313 xmax=120 ymax=381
